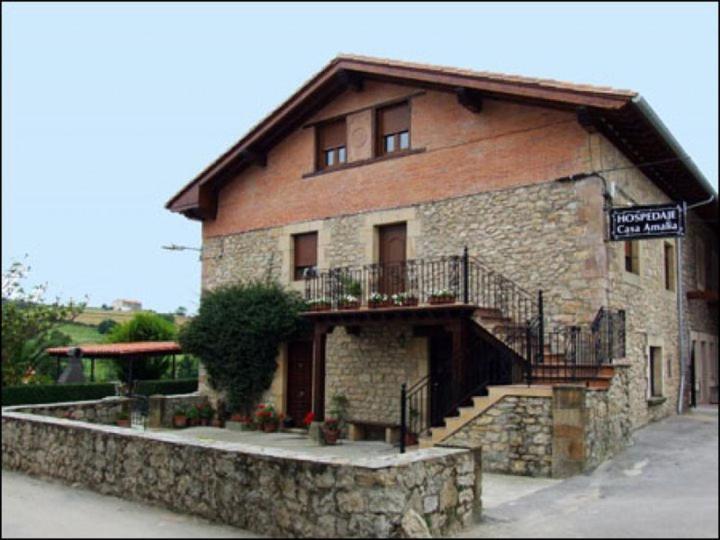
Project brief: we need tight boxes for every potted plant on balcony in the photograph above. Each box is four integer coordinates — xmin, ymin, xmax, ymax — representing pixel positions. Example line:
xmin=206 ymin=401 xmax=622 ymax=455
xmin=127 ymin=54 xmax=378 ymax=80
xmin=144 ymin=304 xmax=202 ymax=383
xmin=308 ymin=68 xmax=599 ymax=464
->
xmin=322 ymin=417 xmax=341 ymax=445
xmin=428 ymin=288 xmax=456 ymax=305
xmin=338 ymin=294 xmax=360 ymax=310
xmin=392 ymin=292 xmax=419 ymax=307
xmin=172 ymin=405 xmax=189 ymax=428
xmin=337 ymin=275 xmax=361 ymax=309
xmin=307 ymin=297 xmax=332 ymax=312
xmin=116 ymin=411 xmax=131 ymax=428
xmin=368 ymin=292 xmax=391 ymax=308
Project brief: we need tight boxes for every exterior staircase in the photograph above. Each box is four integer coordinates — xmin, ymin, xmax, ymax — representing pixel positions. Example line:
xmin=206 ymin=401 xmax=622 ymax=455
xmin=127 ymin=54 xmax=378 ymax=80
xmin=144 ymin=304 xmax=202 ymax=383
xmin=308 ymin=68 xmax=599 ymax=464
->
xmin=417 ymin=385 xmax=555 ymax=449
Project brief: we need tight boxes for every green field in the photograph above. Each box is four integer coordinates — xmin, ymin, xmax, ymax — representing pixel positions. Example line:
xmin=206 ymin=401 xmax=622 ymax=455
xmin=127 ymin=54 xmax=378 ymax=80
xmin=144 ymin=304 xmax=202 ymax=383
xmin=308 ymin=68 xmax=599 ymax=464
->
xmin=57 ymin=323 xmax=104 ymax=345
xmin=74 ymin=308 xmax=189 ymax=327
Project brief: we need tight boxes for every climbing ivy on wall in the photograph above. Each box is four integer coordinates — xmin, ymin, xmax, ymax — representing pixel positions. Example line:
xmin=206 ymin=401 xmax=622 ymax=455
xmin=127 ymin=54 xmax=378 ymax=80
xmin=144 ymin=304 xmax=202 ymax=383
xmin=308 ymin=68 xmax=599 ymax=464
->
xmin=179 ymin=282 xmax=308 ymax=413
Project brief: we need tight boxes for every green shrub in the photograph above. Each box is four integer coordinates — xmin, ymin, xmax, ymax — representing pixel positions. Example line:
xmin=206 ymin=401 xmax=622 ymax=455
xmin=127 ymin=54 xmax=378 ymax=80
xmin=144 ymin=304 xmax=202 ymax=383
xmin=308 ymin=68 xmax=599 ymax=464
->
xmin=179 ymin=281 xmax=308 ymax=413
xmin=107 ymin=312 xmax=177 ymax=381
xmin=133 ymin=378 xmax=198 ymax=396
xmin=97 ymin=319 xmax=118 ymax=335
xmin=1 ymin=382 xmax=117 ymax=406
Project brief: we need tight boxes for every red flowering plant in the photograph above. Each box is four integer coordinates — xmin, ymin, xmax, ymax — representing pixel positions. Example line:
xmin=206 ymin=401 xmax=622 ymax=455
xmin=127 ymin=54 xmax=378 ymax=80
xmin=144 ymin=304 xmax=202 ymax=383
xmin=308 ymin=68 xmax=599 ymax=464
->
xmin=254 ymin=403 xmax=279 ymax=427
xmin=303 ymin=411 xmax=315 ymax=428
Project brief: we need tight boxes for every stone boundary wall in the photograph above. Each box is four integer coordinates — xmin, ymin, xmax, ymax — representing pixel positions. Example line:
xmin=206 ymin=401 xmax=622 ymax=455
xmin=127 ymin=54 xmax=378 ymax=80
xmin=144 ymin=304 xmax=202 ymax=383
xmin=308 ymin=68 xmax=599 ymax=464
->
xmin=4 ymin=396 xmax=131 ymax=424
xmin=584 ymin=365 xmax=633 ymax=471
xmin=2 ymin=410 xmax=480 ymax=538
xmin=442 ymin=395 xmax=553 ymax=477
xmin=4 ymin=393 xmax=208 ymax=429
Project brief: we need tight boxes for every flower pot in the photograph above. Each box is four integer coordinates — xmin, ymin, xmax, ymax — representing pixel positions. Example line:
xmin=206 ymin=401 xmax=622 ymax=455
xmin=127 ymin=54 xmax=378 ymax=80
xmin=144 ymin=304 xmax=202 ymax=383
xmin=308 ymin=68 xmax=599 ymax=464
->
xmin=369 ymin=300 xmax=392 ymax=309
xmin=323 ymin=429 xmax=340 ymax=445
xmin=404 ymin=432 xmax=419 ymax=446
xmin=173 ymin=415 xmax=187 ymax=428
xmin=211 ymin=418 xmax=224 ymax=428
xmin=401 ymin=298 xmax=419 ymax=307
xmin=311 ymin=303 xmax=332 ymax=312
xmin=200 ymin=418 xmax=210 ymax=426
xmin=263 ymin=422 xmax=278 ymax=433
xmin=116 ymin=419 xmax=130 ymax=428
xmin=429 ymin=296 xmax=456 ymax=305
xmin=338 ymin=301 xmax=360 ymax=310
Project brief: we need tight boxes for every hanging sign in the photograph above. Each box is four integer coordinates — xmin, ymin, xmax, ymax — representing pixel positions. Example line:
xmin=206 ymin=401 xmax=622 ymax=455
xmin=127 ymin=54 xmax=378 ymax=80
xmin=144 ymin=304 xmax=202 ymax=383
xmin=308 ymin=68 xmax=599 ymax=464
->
xmin=609 ymin=202 xmax=685 ymax=241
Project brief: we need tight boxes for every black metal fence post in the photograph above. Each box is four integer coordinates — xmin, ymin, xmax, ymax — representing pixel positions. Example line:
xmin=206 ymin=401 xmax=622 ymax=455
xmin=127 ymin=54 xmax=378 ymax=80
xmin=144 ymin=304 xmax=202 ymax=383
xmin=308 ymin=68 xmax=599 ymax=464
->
xmin=462 ymin=246 xmax=469 ymax=304
xmin=400 ymin=383 xmax=407 ymax=454
xmin=525 ymin=321 xmax=533 ymax=387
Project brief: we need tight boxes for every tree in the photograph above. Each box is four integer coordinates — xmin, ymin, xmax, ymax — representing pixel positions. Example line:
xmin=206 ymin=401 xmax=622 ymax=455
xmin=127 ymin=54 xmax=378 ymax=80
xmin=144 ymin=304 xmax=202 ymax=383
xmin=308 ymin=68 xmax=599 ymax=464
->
xmin=2 ymin=260 xmax=84 ymax=386
xmin=179 ymin=281 xmax=308 ymax=413
xmin=97 ymin=318 xmax=118 ymax=335
xmin=106 ymin=312 xmax=177 ymax=381
xmin=175 ymin=306 xmax=188 ymax=316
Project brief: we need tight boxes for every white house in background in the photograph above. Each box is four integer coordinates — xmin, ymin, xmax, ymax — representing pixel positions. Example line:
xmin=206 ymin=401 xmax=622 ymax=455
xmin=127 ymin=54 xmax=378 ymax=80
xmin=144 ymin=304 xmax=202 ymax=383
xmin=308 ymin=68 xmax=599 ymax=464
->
xmin=112 ymin=299 xmax=142 ymax=312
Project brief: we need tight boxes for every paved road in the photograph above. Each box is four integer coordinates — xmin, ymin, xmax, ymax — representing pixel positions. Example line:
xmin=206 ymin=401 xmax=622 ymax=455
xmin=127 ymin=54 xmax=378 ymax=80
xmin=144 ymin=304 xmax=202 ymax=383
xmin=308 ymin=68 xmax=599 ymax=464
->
xmin=459 ymin=407 xmax=719 ymax=538
xmin=2 ymin=409 xmax=717 ymax=538
xmin=1 ymin=471 xmax=257 ymax=538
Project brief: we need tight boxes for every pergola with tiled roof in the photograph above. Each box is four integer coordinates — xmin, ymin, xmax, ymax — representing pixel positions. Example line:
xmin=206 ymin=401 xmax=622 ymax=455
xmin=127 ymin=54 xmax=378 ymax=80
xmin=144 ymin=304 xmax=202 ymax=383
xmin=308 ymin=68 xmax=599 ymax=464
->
xmin=46 ymin=341 xmax=182 ymax=384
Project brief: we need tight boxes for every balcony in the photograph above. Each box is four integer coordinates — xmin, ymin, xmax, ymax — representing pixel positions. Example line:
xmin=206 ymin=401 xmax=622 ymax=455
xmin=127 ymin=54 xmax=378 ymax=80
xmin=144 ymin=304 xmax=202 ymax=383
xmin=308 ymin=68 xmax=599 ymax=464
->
xmin=301 ymin=250 xmax=537 ymax=325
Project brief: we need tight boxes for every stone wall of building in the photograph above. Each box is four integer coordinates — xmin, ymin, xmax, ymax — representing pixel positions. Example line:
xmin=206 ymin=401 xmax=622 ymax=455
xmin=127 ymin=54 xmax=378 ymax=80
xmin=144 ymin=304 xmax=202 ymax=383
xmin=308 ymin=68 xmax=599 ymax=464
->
xmin=442 ymin=395 xmax=553 ymax=477
xmin=2 ymin=410 xmax=480 ymax=538
xmin=202 ymin=227 xmax=283 ymax=292
xmin=593 ymin=134 xmax=683 ymax=427
xmin=325 ymin=325 xmax=427 ymax=426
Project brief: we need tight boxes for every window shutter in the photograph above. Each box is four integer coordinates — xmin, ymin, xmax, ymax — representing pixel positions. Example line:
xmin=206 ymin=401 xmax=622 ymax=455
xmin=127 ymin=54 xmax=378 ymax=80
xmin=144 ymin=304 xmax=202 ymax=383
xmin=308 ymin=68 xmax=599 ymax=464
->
xmin=294 ymin=233 xmax=318 ymax=268
xmin=318 ymin=120 xmax=346 ymax=150
xmin=379 ymin=103 xmax=410 ymax=135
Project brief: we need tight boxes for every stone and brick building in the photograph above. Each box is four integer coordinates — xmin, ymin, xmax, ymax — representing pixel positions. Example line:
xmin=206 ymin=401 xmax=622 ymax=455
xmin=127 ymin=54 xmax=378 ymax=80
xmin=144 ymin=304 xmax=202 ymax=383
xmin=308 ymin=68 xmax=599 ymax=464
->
xmin=167 ymin=55 xmax=718 ymax=475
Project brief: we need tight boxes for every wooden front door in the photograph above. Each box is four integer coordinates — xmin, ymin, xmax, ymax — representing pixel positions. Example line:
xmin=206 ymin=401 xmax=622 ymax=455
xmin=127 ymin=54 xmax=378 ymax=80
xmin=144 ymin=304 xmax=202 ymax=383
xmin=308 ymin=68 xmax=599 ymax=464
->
xmin=378 ymin=223 xmax=407 ymax=295
xmin=286 ymin=341 xmax=313 ymax=427
xmin=429 ymin=332 xmax=454 ymax=427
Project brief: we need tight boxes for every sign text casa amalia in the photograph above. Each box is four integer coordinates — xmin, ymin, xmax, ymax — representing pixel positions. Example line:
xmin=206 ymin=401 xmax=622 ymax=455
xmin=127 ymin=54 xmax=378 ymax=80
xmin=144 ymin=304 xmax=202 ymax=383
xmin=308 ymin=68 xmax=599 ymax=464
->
xmin=609 ymin=202 xmax=686 ymax=241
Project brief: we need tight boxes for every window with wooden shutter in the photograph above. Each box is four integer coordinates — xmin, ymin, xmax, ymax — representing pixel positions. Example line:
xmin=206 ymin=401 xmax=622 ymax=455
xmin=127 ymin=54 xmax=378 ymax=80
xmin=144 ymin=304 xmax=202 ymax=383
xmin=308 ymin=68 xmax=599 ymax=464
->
xmin=664 ymin=242 xmax=676 ymax=291
xmin=377 ymin=102 xmax=410 ymax=156
xmin=649 ymin=347 xmax=663 ymax=398
xmin=316 ymin=119 xmax=347 ymax=170
xmin=293 ymin=232 xmax=318 ymax=280
xmin=624 ymin=241 xmax=639 ymax=274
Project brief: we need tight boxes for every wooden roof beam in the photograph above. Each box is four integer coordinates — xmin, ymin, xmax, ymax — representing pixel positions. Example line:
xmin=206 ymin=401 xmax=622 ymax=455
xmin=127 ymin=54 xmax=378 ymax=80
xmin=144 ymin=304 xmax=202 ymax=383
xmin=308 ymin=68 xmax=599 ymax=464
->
xmin=455 ymin=87 xmax=483 ymax=113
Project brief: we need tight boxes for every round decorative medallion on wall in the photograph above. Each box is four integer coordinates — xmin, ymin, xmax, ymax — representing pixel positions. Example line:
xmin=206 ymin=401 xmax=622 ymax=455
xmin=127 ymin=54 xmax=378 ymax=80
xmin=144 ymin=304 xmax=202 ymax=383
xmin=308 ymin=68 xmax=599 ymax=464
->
xmin=351 ymin=127 xmax=368 ymax=147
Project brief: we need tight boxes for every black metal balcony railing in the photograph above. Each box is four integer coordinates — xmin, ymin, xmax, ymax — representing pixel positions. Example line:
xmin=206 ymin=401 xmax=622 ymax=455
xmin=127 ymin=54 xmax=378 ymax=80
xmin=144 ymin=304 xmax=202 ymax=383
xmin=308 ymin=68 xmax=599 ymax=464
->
xmin=303 ymin=247 xmax=538 ymax=328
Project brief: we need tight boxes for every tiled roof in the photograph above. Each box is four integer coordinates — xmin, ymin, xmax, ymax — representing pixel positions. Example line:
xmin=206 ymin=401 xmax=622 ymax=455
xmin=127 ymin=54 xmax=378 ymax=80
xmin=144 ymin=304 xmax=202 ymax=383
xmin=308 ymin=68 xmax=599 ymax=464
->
xmin=334 ymin=54 xmax=637 ymax=99
xmin=46 ymin=341 xmax=181 ymax=358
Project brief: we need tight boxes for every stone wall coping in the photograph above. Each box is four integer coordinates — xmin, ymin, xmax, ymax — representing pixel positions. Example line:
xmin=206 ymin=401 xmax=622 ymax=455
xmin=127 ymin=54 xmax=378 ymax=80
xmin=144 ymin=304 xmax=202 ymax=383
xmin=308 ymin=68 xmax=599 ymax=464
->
xmin=487 ymin=384 xmax=553 ymax=397
xmin=2 ymin=396 xmax=129 ymax=412
xmin=1 ymin=410 xmax=468 ymax=469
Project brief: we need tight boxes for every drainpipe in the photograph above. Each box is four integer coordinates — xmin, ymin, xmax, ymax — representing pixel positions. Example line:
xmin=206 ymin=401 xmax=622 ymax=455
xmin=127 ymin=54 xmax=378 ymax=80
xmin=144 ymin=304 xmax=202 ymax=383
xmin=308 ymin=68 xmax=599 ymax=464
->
xmin=677 ymin=194 xmax=716 ymax=414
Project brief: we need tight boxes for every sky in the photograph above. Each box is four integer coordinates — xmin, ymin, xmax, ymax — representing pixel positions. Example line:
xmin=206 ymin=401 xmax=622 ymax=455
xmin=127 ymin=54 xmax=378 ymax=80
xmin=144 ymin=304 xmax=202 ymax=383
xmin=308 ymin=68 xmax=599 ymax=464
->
xmin=2 ymin=2 xmax=718 ymax=314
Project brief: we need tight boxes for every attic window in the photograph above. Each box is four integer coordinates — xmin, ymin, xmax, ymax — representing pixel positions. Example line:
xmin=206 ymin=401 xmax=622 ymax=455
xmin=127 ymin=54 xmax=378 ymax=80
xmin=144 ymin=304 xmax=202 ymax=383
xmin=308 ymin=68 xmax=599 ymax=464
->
xmin=377 ymin=102 xmax=410 ymax=156
xmin=316 ymin=119 xmax=347 ymax=170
